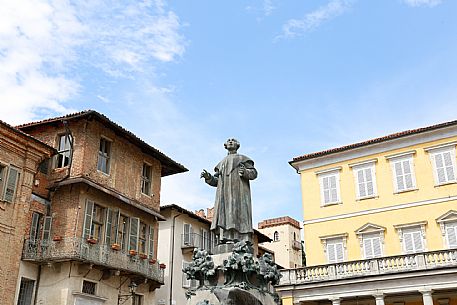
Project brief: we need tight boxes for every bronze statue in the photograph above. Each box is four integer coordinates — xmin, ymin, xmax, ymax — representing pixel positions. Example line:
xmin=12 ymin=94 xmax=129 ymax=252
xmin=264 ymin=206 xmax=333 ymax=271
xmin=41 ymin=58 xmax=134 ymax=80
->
xmin=201 ymin=138 xmax=257 ymax=243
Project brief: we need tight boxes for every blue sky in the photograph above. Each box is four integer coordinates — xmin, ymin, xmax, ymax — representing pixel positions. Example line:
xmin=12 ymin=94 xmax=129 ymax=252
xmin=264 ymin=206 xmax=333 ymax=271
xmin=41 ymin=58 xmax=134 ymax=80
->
xmin=1 ymin=0 xmax=456 ymax=225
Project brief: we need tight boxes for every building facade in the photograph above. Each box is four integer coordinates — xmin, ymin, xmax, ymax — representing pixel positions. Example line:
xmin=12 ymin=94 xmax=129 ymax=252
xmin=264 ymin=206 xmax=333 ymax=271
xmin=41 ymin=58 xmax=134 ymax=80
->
xmin=156 ymin=205 xmax=272 ymax=305
xmin=14 ymin=110 xmax=187 ymax=305
xmin=258 ymin=216 xmax=303 ymax=269
xmin=277 ymin=120 xmax=457 ymax=305
xmin=0 ymin=121 xmax=55 ymax=305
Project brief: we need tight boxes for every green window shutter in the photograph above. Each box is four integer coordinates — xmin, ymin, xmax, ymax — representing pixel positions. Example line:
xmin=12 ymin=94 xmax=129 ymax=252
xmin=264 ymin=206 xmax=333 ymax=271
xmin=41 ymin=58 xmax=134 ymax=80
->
xmin=83 ymin=201 xmax=94 ymax=239
xmin=42 ymin=216 xmax=52 ymax=241
xmin=105 ymin=208 xmax=113 ymax=245
xmin=30 ymin=213 xmax=41 ymax=241
xmin=129 ymin=217 xmax=139 ymax=251
xmin=148 ymin=225 xmax=155 ymax=258
xmin=4 ymin=167 xmax=20 ymax=203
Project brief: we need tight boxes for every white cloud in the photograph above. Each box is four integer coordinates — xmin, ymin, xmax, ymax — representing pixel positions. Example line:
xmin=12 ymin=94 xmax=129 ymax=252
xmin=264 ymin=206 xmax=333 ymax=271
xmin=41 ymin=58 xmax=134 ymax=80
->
xmin=0 ymin=0 xmax=186 ymax=124
xmin=403 ymin=0 xmax=441 ymax=7
xmin=278 ymin=0 xmax=353 ymax=39
xmin=263 ymin=0 xmax=276 ymax=16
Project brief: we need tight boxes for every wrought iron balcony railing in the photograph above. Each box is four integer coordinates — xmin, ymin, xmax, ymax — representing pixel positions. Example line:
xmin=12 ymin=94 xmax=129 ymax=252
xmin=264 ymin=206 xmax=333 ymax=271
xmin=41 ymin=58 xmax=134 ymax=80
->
xmin=278 ymin=249 xmax=457 ymax=285
xmin=181 ymin=233 xmax=214 ymax=252
xmin=22 ymin=238 xmax=164 ymax=283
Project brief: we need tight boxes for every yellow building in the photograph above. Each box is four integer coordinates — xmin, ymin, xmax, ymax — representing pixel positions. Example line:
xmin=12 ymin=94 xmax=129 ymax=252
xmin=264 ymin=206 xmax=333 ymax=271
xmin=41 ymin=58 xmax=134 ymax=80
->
xmin=276 ymin=120 xmax=457 ymax=305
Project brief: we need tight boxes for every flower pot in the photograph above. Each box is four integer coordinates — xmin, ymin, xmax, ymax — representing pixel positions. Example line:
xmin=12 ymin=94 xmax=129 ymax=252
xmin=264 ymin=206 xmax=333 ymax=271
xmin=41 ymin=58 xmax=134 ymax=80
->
xmin=139 ymin=253 xmax=148 ymax=259
xmin=86 ymin=238 xmax=97 ymax=245
xmin=52 ymin=235 xmax=62 ymax=242
xmin=129 ymin=250 xmax=137 ymax=256
xmin=149 ymin=258 xmax=157 ymax=264
xmin=111 ymin=243 xmax=121 ymax=251
xmin=159 ymin=263 xmax=166 ymax=269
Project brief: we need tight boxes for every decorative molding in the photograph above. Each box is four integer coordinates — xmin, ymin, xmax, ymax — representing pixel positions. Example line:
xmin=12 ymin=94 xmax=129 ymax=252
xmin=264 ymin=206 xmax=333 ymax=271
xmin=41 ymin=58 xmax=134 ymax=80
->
xmin=424 ymin=141 xmax=457 ymax=152
xmin=304 ymin=196 xmax=457 ymax=225
xmin=348 ymin=158 xmax=378 ymax=168
xmin=385 ymin=150 xmax=416 ymax=160
xmin=315 ymin=166 xmax=342 ymax=175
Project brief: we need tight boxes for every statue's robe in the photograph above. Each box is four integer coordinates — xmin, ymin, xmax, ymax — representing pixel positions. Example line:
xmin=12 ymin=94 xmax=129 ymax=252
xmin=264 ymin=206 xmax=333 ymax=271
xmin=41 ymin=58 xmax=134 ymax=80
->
xmin=205 ymin=153 xmax=257 ymax=234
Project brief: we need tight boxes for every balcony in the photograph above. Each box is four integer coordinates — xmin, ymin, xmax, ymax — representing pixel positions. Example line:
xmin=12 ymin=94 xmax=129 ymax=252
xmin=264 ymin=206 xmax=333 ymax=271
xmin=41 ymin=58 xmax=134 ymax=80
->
xmin=181 ymin=233 xmax=213 ymax=252
xmin=292 ymin=240 xmax=302 ymax=250
xmin=22 ymin=238 xmax=164 ymax=284
xmin=279 ymin=249 xmax=457 ymax=285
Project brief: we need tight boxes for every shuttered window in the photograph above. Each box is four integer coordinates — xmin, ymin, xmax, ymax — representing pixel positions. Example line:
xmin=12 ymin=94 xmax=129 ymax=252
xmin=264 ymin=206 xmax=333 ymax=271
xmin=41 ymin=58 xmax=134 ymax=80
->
xmin=129 ymin=217 xmax=140 ymax=251
xmin=139 ymin=222 xmax=147 ymax=254
xmin=319 ymin=171 xmax=340 ymax=205
xmin=353 ymin=164 xmax=376 ymax=199
xmin=445 ymin=222 xmax=457 ymax=248
xmin=42 ymin=216 xmax=52 ymax=241
xmin=391 ymin=157 xmax=416 ymax=192
xmin=148 ymin=226 xmax=155 ymax=258
xmin=3 ymin=166 xmax=20 ymax=203
xmin=430 ymin=148 xmax=457 ymax=185
xmin=326 ymin=238 xmax=344 ymax=263
xmin=30 ymin=212 xmax=41 ymax=241
xmin=104 ymin=208 xmax=114 ymax=245
xmin=117 ymin=214 xmax=129 ymax=250
xmin=82 ymin=201 xmax=104 ymax=241
xmin=183 ymin=223 xmax=193 ymax=245
xmin=97 ymin=138 xmax=111 ymax=174
xmin=362 ymin=233 xmax=382 ymax=259
xmin=83 ymin=201 xmax=94 ymax=239
xmin=402 ymin=227 xmax=424 ymax=253
xmin=182 ymin=261 xmax=198 ymax=288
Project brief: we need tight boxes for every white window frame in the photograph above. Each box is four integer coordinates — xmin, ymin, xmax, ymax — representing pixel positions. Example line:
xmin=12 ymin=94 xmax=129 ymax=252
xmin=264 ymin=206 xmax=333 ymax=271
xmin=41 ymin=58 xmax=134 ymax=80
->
xmin=436 ymin=211 xmax=457 ymax=249
xmin=388 ymin=154 xmax=417 ymax=193
xmin=273 ymin=231 xmax=280 ymax=242
xmin=395 ymin=222 xmax=427 ymax=254
xmin=141 ymin=163 xmax=153 ymax=196
xmin=97 ymin=137 xmax=112 ymax=175
xmin=182 ymin=261 xmax=198 ymax=288
xmin=443 ymin=222 xmax=457 ymax=249
xmin=351 ymin=162 xmax=377 ymax=200
xmin=317 ymin=169 xmax=341 ymax=206
xmin=320 ymin=234 xmax=347 ymax=264
xmin=0 ymin=164 xmax=20 ymax=203
xmin=427 ymin=145 xmax=457 ymax=186
xmin=183 ymin=223 xmax=193 ymax=246
xmin=361 ymin=233 xmax=383 ymax=259
xmin=55 ymin=134 xmax=72 ymax=168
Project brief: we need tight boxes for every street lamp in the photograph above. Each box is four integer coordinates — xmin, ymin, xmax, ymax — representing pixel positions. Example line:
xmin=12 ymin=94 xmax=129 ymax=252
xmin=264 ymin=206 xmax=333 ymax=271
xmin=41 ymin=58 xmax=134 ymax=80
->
xmin=117 ymin=281 xmax=137 ymax=305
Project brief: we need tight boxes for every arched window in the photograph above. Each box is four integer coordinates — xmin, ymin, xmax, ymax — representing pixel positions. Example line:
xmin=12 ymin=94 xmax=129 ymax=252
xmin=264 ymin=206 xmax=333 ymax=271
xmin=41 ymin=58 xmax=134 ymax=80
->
xmin=273 ymin=231 xmax=280 ymax=241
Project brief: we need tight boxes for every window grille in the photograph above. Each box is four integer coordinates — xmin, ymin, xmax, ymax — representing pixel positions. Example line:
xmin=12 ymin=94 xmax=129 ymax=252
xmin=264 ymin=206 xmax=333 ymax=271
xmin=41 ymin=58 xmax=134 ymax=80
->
xmin=82 ymin=280 xmax=96 ymax=295
xmin=17 ymin=278 xmax=35 ymax=305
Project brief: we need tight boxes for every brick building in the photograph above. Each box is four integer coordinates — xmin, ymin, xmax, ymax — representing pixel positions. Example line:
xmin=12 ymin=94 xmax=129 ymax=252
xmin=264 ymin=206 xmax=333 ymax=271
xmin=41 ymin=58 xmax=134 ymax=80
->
xmin=13 ymin=110 xmax=187 ymax=305
xmin=0 ymin=121 xmax=55 ymax=305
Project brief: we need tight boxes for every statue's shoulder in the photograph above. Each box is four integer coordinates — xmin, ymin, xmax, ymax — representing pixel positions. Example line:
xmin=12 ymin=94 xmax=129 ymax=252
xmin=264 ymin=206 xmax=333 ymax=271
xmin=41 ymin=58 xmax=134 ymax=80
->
xmin=238 ymin=154 xmax=254 ymax=164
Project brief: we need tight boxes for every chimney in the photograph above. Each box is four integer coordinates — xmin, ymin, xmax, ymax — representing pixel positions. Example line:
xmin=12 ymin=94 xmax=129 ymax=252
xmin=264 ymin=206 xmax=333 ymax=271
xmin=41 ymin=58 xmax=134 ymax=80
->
xmin=195 ymin=209 xmax=206 ymax=218
xmin=206 ymin=207 xmax=214 ymax=221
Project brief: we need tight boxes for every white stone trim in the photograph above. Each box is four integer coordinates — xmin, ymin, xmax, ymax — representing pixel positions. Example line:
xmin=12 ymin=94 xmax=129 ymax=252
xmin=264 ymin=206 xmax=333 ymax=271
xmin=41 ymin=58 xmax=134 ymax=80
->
xmin=303 ymin=195 xmax=457 ymax=225
xmin=315 ymin=166 xmax=342 ymax=175
xmin=348 ymin=158 xmax=378 ymax=168
xmin=385 ymin=150 xmax=416 ymax=160
xmin=424 ymin=141 xmax=457 ymax=152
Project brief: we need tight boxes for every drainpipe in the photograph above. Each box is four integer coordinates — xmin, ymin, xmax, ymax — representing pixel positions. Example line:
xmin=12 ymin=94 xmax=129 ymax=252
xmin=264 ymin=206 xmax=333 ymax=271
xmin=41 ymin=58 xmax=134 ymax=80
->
xmin=169 ymin=211 xmax=183 ymax=305
xmin=33 ymin=265 xmax=42 ymax=305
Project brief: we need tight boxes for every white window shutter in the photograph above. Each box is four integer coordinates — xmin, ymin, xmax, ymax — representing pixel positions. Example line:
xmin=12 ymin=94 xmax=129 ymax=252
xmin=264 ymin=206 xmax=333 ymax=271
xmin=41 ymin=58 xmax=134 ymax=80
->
xmin=372 ymin=237 xmax=382 ymax=257
xmin=403 ymin=232 xmax=414 ymax=253
xmin=446 ymin=223 xmax=457 ymax=248
xmin=365 ymin=168 xmax=374 ymax=196
xmin=335 ymin=243 xmax=344 ymax=262
xmin=42 ymin=216 xmax=52 ymax=241
xmin=104 ymin=208 xmax=113 ymax=245
xmin=403 ymin=160 xmax=414 ymax=189
xmin=4 ymin=167 xmax=19 ymax=203
xmin=443 ymin=151 xmax=456 ymax=181
xmin=148 ymin=225 xmax=155 ymax=258
xmin=184 ymin=223 xmax=191 ymax=245
xmin=394 ymin=162 xmax=404 ymax=191
xmin=327 ymin=244 xmax=336 ymax=263
xmin=412 ymin=231 xmax=423 ymax=251
xmin=363 ymin=238 xmax=373 ymax=259
xmin=83 ymin=201 xmax=94 ymax=239
xmin=129 ymin=217 xmax=140 ymax=251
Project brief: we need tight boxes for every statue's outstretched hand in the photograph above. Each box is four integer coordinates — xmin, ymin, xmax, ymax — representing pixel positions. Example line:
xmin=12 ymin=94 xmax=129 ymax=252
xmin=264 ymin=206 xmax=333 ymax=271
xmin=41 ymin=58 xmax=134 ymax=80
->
xmin=201 ymin=169 xmax=212 ymax=180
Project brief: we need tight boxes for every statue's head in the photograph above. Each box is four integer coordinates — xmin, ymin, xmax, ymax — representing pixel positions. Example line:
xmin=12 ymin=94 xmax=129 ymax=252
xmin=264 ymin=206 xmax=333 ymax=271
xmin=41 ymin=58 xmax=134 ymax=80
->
xmin=224 ymin=138 xmax=240 ymax=153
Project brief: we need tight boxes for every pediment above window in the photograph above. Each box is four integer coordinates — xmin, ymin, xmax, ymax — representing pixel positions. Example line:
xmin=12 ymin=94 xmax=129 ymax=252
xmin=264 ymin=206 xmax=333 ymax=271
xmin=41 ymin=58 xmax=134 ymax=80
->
xmin=355 ymin=223 xmax=386 ymax=235
xmin=436 ymin=210 xmax=457 ymax=223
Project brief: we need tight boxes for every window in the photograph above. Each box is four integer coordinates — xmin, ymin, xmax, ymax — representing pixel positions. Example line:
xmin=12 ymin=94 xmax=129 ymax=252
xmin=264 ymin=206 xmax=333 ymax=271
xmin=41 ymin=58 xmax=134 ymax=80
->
xmin=273 ymin=231 xmax=280 ymax=242
xmin=401 ymin=227 xmax=425 ymax=254
xmin=429 ymin=147 xmax=457 ymax=185
xmin=352 ymin=163 xmax=377 ymax=199
xmin=139 ymin=222 xmax=147 ymax=254
xmin=55 ymin=134 xmax=72 ymax=168
xmin=390 ymin=156 xmax=416 ymax=192
xmin=117 ymin=214 xmax=129 ymax=250
xmin=318 ymin=170 xmax=341 ymax=205
xmin=200 ymin=229 xmax=210 ymax=250
xmin=30 ymin=212 xmax=42 ymax=241
xmin=97 ymin=138 xmax=111 ymax=174
xmin=445 ymin=222 xmax=457 ymax=248
xmin=148 ymin=226 xmax=155 ymax=258
xmin=362 ymin=233 xmax=382 ymax=259
xmin=326 ymin=238 xmax=345 ymax=263
xmin=82 ymin=201 xmax=104 ymax=241
xmin=17 ymin=278 xmax=35 ymax=305
xmin=0 ymin=165 xmax=20 ymax=203
xmin=104 ymin=208 xmax=116 ymax=245
xmin=183 ymin=223 xmax=194 ymax=246
xmin=141 ymin=163 xmax=152 ymax=196
xmin=82 ymin=280 xmax=96 ymax=295
xmin=42 ymin=216 xmax=52 ymax=242
xmin=129 ymin=217 xmax=140 ymax=251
